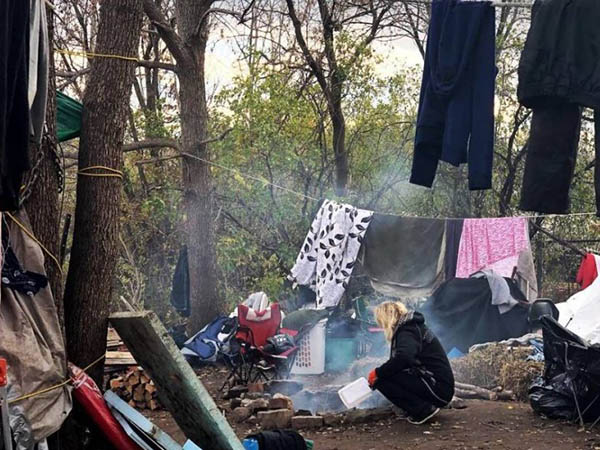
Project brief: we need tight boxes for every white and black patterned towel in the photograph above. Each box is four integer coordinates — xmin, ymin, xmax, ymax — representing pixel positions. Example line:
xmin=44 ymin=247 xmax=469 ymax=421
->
xmin=289 ymin=200 xmax=374 ymax=309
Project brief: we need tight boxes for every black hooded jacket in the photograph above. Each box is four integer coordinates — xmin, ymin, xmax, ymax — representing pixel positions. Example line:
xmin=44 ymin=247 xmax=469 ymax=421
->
xmin=375 ymin=312 xmax=454 ymax=398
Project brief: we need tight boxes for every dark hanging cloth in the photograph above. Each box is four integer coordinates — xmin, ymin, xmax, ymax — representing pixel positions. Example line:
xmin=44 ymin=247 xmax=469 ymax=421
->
xmin=420 ymin=277 xmax=530 ymax=353
xmin=518 ymin=0 xmax=600 ymax=110
xmin=443 ymin=219 xmax=463 ymax=280
xmin=246 ymin=430 xmax=307 ymax=450
xmin=171 ymin=246 xmax=190 ymax=317
xmin=361 ymin=215 xmax=445 ymax=298
xmin=1 ymin=220 xmax=47 ymax=296
xmin=519 ymin=104 xmax=582 ymax=214
xmin=410 ymin=0 xmax=496 ymax=191
xmin=0 ymin=1 xmax=31 ymax=211
xmin=518 ymin=0 xmax=600 ymax=216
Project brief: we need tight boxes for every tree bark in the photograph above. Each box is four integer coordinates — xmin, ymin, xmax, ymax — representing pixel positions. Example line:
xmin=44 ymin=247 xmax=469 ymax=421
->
xmin=63 ymin=0 xmax=143 ymax=384
xmin=143 ymin=0 xmax=222 ymax=333
xmin=176 ymin=0 xmax=221 ymax=333
xmin=25 ymin=2 xmax=64 ymax=322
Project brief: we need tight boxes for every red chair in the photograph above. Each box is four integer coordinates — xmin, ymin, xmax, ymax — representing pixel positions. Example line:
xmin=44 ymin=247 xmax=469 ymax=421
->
xmin=221 ymin=303 xmax=301 ymax=391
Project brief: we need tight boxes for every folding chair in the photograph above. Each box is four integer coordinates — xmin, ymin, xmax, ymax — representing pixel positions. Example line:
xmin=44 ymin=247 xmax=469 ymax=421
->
xmin=220 ymin=303 xmax=300 ymax=392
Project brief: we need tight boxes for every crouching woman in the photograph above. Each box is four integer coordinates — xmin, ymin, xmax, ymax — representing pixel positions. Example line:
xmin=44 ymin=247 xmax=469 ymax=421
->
xmin=369 ymin=301 xmax=454 ymax=425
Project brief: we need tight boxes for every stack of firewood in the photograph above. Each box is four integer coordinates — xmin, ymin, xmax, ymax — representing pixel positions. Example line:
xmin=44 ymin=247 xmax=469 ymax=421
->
xmin=109 ymin=368 xmax=161 ymax=411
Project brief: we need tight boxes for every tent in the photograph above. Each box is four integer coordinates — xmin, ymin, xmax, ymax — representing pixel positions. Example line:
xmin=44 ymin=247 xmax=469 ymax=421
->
xmin=556 ymin=256 xmax=600 ymax=345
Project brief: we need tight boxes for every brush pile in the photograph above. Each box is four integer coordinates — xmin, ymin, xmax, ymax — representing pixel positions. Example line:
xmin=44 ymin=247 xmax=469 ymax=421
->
xmin=451 ymin=344 xmax=543 ymax=401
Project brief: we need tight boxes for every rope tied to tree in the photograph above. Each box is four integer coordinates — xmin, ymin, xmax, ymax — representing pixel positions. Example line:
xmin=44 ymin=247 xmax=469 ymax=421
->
xmin=77 ymin=166 xmax=124 ymax=180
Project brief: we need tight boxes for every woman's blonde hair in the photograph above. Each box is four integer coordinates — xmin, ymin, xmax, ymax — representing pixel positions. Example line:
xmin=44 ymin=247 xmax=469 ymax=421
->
xmin=374 ymin=301 xmax=409 ymax=342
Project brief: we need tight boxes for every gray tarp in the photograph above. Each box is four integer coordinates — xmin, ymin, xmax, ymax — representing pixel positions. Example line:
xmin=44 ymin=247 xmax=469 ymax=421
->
xmin=360 ymin=215 xmax=446 ymax=298
xmin=0 ymin=212 xmax=72 ymax=448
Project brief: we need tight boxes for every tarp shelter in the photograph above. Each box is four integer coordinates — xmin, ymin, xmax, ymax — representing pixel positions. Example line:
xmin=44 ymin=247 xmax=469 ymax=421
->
xmin=0 ymin=212 xmax=72 ymax=447
xmin=420 ymin=277 xmax=530 ymax=353
xmin=56 ymin=90 xmax=82 ymax=142
xmin=556 ymin=255 xmax=600 ymax=345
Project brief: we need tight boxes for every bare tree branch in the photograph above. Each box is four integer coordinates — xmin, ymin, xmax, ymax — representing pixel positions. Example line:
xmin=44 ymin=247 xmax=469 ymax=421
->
xmin=142 ymin=0 xmax=188 ymax=65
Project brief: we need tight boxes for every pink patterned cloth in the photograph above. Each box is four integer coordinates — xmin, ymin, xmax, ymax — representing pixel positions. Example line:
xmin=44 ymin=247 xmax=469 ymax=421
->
xmin=456 ymin=218 xmax=530 ymax=279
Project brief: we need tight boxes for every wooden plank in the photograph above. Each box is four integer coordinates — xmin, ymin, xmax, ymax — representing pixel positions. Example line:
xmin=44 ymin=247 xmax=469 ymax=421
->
xmin=110 ymin=311 xmax=243 ymax=450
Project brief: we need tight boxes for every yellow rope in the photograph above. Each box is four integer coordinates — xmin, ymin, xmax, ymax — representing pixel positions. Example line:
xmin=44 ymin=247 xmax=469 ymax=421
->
xmin=8 ymin=354 xmax=106 ymax=405
xmin=78 ymin=166 xmax=124 ymax=179
xmin=5 ymin=212 xmax=63 ymax=276
xmin=55 ymin=48 xmax=139 ymax=62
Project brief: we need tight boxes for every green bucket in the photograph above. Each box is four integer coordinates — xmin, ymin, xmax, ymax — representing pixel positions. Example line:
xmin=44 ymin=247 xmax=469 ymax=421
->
xmin=325 ymin=337 xmax=357 ymax=372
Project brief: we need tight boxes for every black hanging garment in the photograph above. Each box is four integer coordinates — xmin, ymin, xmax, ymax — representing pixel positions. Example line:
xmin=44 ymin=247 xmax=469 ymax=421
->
xmin=171 ymin=246 xmax=190 ymax=317
xmin=0 ymin=1 xmax=31 ymax=210
xmin=443 ymin=219 xmax=464 ymax=280
xmin=518 ymin=0 xmax=600 ymax=216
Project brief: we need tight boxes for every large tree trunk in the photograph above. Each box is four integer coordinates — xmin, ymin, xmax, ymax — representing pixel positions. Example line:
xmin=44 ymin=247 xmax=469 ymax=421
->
xmin=25 ymin=2 xmax=64 ymax=318
xmin=63 ymin=0 xmax=143 ymax=384
xmin=176 ymin=1 xmax=221 ymax=333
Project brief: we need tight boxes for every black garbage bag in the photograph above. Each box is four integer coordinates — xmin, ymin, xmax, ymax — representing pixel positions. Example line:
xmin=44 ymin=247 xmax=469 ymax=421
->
xmin=529 ymin=375 xmax=579 ymax=421
xmin=528 ymin=317 xmax=600 ymax=422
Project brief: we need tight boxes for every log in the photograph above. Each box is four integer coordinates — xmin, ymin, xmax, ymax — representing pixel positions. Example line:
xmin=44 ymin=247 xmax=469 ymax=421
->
xmin=133 ymin=385 xmax=145 ymax=402
xmin=455 ymin=388 xmax=494 ymax=400
xmin=110 ymin=377 xmax=123 ymax=390
xmin=127 ymin=374 xmax=140 ymax=386
xmin=148 ymin=399 xmax=160 ymax=411
xmin=110 ymin=310 xmax=243 ymax=450
xmin=145 ymin=383 xmax=157 ymax=394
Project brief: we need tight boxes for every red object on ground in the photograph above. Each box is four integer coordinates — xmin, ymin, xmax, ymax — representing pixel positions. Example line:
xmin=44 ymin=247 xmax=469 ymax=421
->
xmin=70 ymin=363 xmax=141 ymax=450
xmin=576 ymin=253 xmax=598 ymax=290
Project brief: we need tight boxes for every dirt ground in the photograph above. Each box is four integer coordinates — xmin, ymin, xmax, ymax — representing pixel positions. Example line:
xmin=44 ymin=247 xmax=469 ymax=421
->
xmin=145 ymin=366 xmax=600 ymax=450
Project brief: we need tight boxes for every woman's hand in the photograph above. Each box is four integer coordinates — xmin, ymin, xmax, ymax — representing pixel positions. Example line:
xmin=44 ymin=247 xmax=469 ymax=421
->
xmin=368 ymin=369 xmax=377 ymax=388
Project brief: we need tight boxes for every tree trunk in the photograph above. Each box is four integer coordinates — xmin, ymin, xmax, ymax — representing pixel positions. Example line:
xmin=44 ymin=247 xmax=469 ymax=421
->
xmin=25 ymin=2 xmax=64 ymax=320
xmin=330 ymin=96 xmax=348 ymax=196
xmin=175 ymin=1 xmax=221 ymax=333
xmin=63 ymin=0 xmax=143 ymax=384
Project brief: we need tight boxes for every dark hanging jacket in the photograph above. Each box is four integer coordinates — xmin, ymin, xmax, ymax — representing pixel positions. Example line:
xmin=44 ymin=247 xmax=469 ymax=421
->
xmin=517 ymin=0 xmax=600 ymax=217
xmin=411 ymin=0 xmax=496 ymax=191
xmin=0 ymin=1 xmax=31 ymax=210
xmin=375 ymin=312 xmax=454 ymax=401
xmin=518 ymin=0 xmax=600 ymax=110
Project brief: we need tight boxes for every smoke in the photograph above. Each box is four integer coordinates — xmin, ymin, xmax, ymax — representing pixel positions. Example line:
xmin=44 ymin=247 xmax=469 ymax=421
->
xmin=288 ymin=355 xmax=390 ymax=414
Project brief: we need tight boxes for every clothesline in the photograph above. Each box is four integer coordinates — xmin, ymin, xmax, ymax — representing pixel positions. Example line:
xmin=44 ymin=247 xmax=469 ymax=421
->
xmin=401 ymin=0 xmax=534 ymax=7
xmin=179 ymin=151 xmax=597 ymax=221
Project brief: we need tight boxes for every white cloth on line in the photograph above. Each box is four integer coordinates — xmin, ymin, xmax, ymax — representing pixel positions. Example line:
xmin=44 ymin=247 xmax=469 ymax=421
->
xmin=289 ymin=200 xmax=373 ymax=309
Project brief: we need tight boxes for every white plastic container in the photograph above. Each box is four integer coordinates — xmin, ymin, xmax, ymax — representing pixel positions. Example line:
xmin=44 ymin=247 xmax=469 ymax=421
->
xmin=291 ymin=319 xmax=327 ymax=375
xmin=338 ymin=377 xmax=372 ymax=409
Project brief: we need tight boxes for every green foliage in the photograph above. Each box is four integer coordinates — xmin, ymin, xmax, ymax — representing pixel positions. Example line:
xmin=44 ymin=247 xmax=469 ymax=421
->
xmin=111 ymin=12 xmax=600 ymax=327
